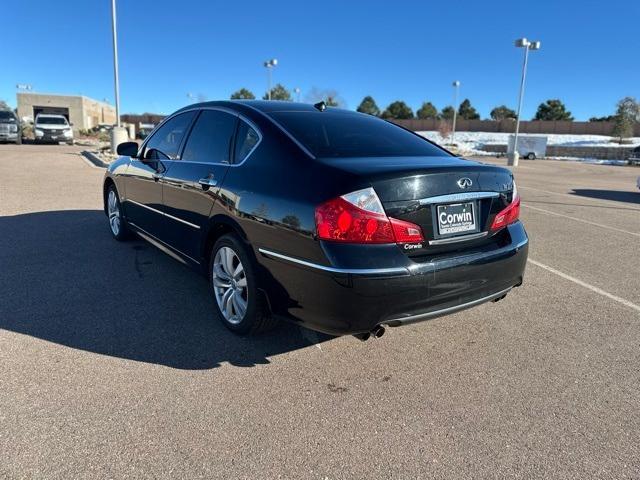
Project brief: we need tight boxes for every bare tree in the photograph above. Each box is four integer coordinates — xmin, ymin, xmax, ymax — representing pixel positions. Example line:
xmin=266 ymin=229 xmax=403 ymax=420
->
xmin=304 ymin=87 xmax=346 ymax=108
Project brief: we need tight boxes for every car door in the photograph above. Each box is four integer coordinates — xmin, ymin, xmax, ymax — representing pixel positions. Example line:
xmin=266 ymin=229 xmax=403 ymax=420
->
xmin=123 ymin=111 xmax=196 ymax=237
xmin=159 ymin=109 xmax=239 ymax=260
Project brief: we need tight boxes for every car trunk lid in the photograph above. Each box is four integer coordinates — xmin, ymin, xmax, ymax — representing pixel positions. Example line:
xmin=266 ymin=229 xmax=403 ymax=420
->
xmin=318 ymin=155 xmax=515 ymax=256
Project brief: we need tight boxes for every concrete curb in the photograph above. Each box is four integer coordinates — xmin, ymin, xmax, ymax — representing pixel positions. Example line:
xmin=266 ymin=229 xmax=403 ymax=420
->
xmin=81 ymin=150 xmax=109 ymax=169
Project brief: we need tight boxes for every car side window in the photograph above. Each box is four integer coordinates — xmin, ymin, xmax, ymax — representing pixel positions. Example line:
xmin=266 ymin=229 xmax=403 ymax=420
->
xmin=143 ymin=111 xmax=196 ymax=160
xmin=182 ymin=110 xmax=238 ymax=164
xmin=234 ymin=120 xmax=260 ymax=164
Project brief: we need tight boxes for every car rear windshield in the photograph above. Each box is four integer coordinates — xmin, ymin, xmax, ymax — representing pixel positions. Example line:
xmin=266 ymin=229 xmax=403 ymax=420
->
xmin=269 ymin=111 xmax=449 ymax=158
xmin=37 ymin=117 xmax=67 ymax=125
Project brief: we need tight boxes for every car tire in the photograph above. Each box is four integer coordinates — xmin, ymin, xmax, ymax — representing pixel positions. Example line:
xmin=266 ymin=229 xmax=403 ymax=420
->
xmin=106 ymin=185 xmax=131 ymax=241
xmin=209 ymin=234 xmax=277 ymax=335
xmin=526 ymin=152 xmax=536 ymax=160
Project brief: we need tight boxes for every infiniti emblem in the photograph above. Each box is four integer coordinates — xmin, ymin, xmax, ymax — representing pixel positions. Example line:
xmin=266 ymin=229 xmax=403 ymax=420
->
xmin=457 ymin=177 xmax=473 ymax=189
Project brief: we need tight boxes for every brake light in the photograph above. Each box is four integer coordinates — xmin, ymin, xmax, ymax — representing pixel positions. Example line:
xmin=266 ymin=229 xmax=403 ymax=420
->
xmin=389 ymin=218 xmax=424 ymax=243
xmin=490 ymin=188 xmax=521 ymax=232
xmin=315 ymin=187 xmax=424 ymax=244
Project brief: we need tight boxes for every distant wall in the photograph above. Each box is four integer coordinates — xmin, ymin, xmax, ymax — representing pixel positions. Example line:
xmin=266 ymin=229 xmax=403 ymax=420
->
xmin=392 ymin=119 xmax=640 ymax=136
xmin=121 ymin=113 xmax=165 ymax=125
xmin=481 ymin=143 xmax=637 ymax=160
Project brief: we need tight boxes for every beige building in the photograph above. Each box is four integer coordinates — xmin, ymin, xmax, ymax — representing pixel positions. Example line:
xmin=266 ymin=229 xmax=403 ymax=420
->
xmin=17 ymin=93 xmax=116 ymax=132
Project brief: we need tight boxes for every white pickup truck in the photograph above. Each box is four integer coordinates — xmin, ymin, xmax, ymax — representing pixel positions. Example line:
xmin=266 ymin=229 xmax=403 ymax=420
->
xmin=0 ymin=110 xmax=22 ymax=144
xmin=34 ymin=114 xmax=74 ymax=145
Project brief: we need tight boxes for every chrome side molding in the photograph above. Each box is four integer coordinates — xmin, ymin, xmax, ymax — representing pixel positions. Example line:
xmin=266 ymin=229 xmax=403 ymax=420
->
xmin=258 ymin=248 xmax=410 ymax=277
xmin=127 ymin=199 xmax=201 ymax=230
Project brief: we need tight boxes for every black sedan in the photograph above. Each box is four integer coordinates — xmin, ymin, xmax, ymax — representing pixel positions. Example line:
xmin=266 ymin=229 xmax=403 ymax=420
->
xmin=104 ymin=100 xmax=528 ymax=338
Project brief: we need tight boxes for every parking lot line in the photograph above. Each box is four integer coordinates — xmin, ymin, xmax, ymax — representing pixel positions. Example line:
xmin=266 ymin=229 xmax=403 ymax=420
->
xmin=528 ymin=258 xmax=640 ymax=314
xmin=522 ymin=204 xmax=640 ymax=237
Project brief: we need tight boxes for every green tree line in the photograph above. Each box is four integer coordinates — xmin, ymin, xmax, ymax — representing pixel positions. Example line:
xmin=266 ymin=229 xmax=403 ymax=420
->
xmin=228 ymin=87 xmax=638 ymax=140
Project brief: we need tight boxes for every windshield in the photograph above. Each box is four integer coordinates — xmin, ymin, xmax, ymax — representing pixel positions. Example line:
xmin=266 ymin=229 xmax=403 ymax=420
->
xmin=37 ymin=116 xmax=68 ymax=125
xmin=0 ymin=111 xmax=16 ymax=122
xmin=269 ymin=111 xmax=449 ymax=158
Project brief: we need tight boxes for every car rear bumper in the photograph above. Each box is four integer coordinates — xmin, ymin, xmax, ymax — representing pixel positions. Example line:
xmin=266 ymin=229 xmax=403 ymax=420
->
xmin=257 ymin=221 xmax=529 ymax=335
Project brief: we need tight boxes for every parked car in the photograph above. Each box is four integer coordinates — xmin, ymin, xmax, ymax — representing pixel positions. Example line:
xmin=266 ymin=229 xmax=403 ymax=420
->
xmin=34 ymin=114 xmax=74 ymax=145
xmin=0 ymin=110 xmax=22 ymax=144
xmin=104 ymin=101 xmax=528 ymax=338
xmin=91 ymin=123 xmax=115 ymax=133
xmin=630 ymin=146 xmax=640 ymax=166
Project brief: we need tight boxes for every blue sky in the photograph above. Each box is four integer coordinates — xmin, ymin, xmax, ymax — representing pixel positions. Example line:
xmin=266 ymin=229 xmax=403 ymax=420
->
xmin=2 ymin=0 xmax=638 ymax=120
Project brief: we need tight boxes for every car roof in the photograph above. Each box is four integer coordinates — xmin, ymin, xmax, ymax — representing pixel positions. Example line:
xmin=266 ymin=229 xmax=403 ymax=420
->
xmin=180 ymin=100 xmax=357 ymax=116
xmin=36 ymin=114 xmax=66 ymax=118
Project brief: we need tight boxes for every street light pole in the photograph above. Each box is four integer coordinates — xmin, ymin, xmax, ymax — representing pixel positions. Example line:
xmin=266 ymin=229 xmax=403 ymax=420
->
xmin=110 ymin=0 xmax=121 ymax=127
xmin=263 ymin=59 xmax=278 ymax=100
xmin=451 ymin=80 xmax=460 ymax=144
xmin=294 ymin=87 xmax=301 ymax=102
xmin=509 ymin=38 xmax=541 ymax=167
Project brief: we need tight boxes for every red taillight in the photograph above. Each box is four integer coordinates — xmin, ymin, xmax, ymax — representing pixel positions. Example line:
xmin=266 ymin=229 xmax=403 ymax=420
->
xmin=490 ymin=195 xmax=521 ymax=231
xmin=315 ymin=188 xmax=424 ymax=245
xmin=315 ymin=196 xmax=395 ymax=243
xmin=389 ymin=218 xmax=424 ymax=243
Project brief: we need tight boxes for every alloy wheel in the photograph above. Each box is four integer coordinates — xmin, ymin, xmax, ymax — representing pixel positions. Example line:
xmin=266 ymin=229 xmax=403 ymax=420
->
xmin=107 ymin=190 xmax=121 ymax=236
xmin=212 ymin=246 xmax=248 ymax=324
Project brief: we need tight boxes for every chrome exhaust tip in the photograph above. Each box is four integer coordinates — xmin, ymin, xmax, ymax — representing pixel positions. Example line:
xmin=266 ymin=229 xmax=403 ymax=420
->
xmin=371 ymin=325 xmax=386 ymax=339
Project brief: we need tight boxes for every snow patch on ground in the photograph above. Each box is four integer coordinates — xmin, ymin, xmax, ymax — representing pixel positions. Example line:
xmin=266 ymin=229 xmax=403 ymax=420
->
xmin=417 ymin=131 xmax=640 ymax=157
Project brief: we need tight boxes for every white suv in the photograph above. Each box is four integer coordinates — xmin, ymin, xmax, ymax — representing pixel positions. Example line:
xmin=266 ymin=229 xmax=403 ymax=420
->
xmin=34 ymin=114 xmax=74 ymax=145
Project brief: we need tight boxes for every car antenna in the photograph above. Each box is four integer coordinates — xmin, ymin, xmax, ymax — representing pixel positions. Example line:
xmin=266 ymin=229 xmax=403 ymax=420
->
xmin=313 ymin=101 xmax=326 ymax=112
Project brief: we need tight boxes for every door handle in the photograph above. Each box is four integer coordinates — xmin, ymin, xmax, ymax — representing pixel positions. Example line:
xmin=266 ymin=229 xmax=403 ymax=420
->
xmin=198 ymin=177 xmax=218 ymax=189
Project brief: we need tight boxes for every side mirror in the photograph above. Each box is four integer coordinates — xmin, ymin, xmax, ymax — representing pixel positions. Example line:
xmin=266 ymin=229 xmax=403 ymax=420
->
xmin=116 ymin=141 xmax=139 ymax=157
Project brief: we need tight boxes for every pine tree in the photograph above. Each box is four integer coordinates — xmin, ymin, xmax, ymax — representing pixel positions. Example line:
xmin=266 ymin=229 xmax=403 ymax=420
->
xmin=440 ymin=106 xmax=455 ymax=121
xmin=263 ymin=84 xmax=292 ymax=101
xmin=458 ymin=99 xmax=480 ymax=120
xmin=356 ymin=96 xmax=381 ymax=116
xmin=416 ymin=102 xmax=438 ymax=119
xmin=230 ymin=88 xmax=255 ymax=100
xmin=534 ymin=99 xmax=573 ymax=121
xmin=381 ymin=101 xmax=414 ymax=119
xmin=490 ymin=105 xmax=516 ymax=121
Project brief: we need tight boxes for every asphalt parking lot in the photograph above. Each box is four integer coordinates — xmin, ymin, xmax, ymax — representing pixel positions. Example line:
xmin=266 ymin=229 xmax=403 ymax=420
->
xmin=1 ymin=143 xmax=639 ymax=479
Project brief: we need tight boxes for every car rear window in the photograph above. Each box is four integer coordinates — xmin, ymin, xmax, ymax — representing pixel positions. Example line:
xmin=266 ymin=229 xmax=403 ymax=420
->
xmin=269 ymin=111 xmax=449 ymax=158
